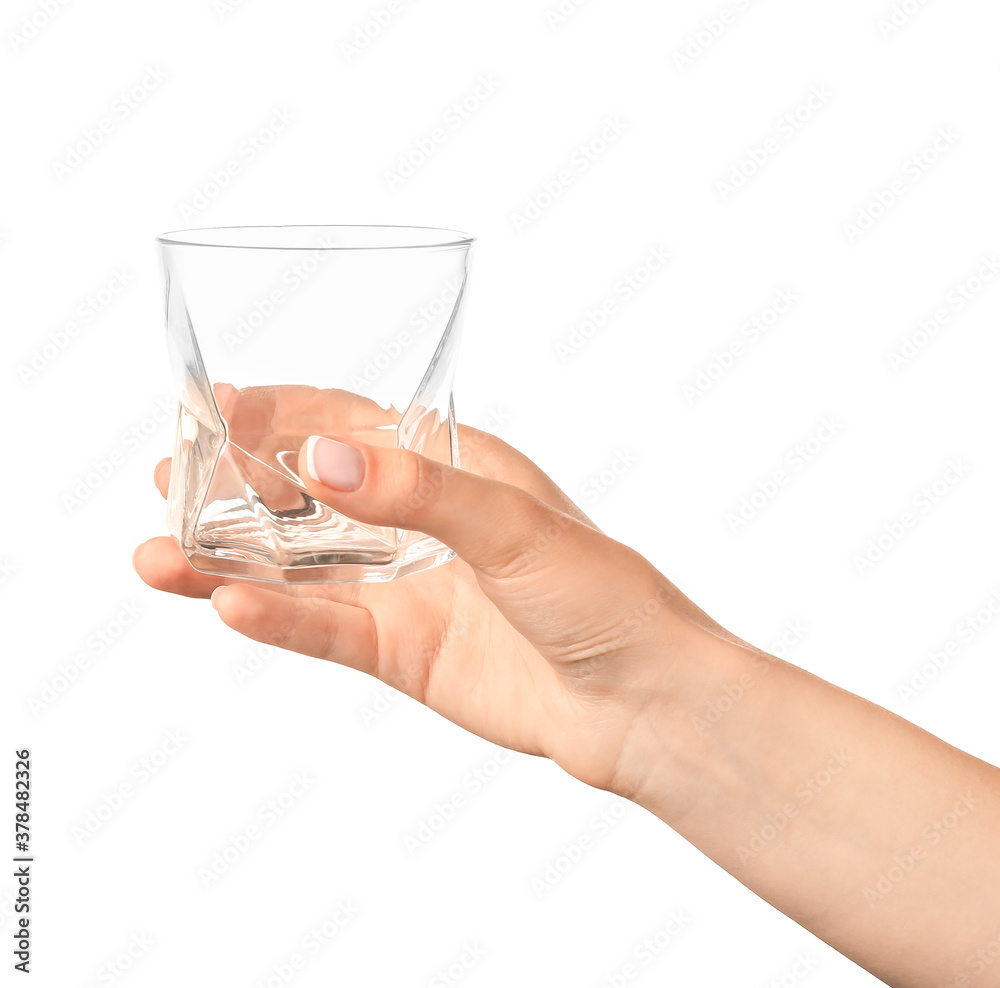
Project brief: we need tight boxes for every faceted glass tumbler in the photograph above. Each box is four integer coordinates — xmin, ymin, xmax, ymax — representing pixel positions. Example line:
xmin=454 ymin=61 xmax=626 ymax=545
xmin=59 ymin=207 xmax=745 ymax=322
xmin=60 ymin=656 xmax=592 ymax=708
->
xmin=157 ymin=224 xmax=474 ymax=584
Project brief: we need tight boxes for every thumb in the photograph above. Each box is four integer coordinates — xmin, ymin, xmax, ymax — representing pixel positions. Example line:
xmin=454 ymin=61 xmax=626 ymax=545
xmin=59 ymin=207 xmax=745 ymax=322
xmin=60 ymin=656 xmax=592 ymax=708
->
xmin=298 ymin=435 xmax=671 ymax=662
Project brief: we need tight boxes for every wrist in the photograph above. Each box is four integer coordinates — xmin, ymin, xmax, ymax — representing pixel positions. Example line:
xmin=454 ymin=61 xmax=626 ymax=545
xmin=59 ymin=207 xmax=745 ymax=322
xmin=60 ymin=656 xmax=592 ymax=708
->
xmin=608 ymin=621 xmax=777 ymax=826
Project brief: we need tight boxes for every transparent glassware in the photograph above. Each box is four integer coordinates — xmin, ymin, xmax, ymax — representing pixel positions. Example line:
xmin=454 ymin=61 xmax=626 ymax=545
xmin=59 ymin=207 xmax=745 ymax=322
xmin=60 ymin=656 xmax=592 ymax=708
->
xmin=156 ymin=224 xmax=474 ymax=584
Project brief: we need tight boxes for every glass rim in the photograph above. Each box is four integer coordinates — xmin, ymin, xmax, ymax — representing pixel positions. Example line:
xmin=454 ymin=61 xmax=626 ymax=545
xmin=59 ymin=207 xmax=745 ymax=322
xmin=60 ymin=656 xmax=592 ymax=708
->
xmin=156 ymin=223 xmax=475 ymax=251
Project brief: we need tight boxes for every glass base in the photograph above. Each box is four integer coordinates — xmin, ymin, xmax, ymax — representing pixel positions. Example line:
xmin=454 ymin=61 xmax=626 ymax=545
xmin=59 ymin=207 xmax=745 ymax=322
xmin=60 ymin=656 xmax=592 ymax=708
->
xmin=181 ymin=541 xmax=457 ymax=584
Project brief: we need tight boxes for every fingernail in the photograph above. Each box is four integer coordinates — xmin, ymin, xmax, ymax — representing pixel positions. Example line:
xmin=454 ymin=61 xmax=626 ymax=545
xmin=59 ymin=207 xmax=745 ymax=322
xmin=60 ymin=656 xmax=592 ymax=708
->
xmin=305 ymin=436 xmax=365 ymax=492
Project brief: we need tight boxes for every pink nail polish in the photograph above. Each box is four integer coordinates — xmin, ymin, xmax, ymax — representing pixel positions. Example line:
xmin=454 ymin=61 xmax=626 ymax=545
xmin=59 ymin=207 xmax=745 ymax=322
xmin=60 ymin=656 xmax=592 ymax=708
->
xmin=305 ymin=436 xmax=365 ymax=492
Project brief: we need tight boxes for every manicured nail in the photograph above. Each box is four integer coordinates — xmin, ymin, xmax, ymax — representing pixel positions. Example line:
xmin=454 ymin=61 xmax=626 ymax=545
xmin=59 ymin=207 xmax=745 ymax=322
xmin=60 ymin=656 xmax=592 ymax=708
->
xmin=305 ymin=436 xmax=365 ymax=492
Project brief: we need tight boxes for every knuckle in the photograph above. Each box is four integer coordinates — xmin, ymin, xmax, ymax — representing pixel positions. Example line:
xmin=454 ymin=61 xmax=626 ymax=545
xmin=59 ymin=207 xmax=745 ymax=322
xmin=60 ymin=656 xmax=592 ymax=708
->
xmin=457 ymin=423 xmax=499 ymax=456
xmin=481 ymin=496 xmax=571 ymax=579
xmin=457 ymin=424 xmax=518 ymax=475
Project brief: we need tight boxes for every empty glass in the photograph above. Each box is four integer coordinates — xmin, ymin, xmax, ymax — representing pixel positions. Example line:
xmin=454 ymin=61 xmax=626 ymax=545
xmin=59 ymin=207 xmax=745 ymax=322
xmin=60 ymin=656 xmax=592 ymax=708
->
xmin=157 ymin=224 xmax=474 ymax=583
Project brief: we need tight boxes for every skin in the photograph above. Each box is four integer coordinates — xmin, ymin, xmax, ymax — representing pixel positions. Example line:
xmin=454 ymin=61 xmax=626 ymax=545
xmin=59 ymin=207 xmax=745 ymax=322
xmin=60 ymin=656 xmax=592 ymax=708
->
xmin=135 ymin=422 xmax=1000 ymax=988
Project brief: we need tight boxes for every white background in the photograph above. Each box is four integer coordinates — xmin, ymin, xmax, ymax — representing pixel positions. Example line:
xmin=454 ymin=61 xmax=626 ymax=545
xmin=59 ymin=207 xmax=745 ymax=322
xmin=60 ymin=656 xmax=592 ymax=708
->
xmin=3 ymin=0 xmax=1000 ymax=985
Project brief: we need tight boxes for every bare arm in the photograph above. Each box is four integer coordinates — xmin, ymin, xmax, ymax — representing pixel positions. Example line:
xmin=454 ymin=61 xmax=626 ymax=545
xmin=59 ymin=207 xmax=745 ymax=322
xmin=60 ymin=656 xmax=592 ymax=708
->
xmin=614 ymin=627 xmax=1000 ymax=987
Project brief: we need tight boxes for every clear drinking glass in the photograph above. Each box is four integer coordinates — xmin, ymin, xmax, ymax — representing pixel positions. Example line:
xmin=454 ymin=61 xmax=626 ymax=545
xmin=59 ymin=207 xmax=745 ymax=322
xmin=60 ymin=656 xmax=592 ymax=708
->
xmin=156 ymin=224 xmax=474 ymax=584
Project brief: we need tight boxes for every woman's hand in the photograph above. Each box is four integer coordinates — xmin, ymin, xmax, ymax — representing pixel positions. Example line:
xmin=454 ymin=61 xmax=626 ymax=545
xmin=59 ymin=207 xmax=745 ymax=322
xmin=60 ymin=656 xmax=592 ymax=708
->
xmin=134 ymin=424 xmax=734 ymax=801
xmin=135 ymin=420 xmax=1000 ymax=986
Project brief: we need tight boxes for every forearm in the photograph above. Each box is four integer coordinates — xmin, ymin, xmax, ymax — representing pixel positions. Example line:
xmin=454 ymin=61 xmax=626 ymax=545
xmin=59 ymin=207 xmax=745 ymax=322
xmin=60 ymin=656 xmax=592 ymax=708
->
xmin=617 ymin=625 xmax=1000 ymax=987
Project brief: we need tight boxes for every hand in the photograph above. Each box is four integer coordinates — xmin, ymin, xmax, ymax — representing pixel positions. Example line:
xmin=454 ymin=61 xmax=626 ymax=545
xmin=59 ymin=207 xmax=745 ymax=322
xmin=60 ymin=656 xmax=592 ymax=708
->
xmin=134 ymin=420 xmax=1000 ymax=985
xmin=134 ymin=423 xmax=731 ymax=798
